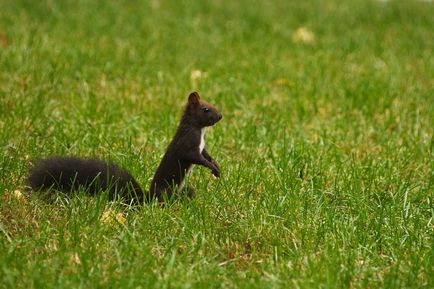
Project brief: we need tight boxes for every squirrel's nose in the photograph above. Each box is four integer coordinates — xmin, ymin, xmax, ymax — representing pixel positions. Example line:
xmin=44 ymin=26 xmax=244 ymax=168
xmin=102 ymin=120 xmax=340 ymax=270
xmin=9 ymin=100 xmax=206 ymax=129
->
xmin=218 ymin=113 xmax=222 ymax=120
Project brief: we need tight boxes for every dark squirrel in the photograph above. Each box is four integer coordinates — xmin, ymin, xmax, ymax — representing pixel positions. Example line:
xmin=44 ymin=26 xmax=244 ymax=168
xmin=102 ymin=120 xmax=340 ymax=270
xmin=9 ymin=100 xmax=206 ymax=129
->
xmin=27 ymin=92 xmax=222 ymax=204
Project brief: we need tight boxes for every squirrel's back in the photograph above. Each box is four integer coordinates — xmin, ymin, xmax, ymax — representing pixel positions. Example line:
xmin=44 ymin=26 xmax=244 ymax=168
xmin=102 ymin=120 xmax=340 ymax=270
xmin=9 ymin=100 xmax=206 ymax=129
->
xmin=150 ymin=92 xmax=222 ymax=201
xmin=28 ymin=156 xmax=144 ymax=204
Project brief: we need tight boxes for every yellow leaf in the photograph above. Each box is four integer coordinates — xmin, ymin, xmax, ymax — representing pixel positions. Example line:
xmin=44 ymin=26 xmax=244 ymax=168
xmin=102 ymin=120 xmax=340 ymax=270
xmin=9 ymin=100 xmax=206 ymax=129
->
xmin=292 ymin=27 xmax=315 ymax=44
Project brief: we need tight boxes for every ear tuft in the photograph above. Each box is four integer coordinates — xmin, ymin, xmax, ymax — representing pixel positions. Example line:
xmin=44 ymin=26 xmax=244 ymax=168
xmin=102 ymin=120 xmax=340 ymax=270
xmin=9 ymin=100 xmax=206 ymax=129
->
xmin=188 ymin=92 xmax=200 ymax=106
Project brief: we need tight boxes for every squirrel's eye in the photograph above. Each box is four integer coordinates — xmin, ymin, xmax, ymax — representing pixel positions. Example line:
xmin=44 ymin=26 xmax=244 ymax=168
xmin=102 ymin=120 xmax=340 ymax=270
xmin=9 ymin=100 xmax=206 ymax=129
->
xmin=203 ymin=107 xmax=210 ymax=113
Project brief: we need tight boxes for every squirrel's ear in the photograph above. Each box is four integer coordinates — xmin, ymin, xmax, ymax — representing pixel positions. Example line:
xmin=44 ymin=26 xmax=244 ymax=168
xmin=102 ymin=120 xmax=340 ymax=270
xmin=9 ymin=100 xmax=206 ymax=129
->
xmin=188 ymin=92 xmax=200 ymax=106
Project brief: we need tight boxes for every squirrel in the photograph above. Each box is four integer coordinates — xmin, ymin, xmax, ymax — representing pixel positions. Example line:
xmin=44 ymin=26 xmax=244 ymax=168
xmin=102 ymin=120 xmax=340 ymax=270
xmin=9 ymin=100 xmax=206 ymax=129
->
xmin=27 ymin=92 xmax=222 ymax=204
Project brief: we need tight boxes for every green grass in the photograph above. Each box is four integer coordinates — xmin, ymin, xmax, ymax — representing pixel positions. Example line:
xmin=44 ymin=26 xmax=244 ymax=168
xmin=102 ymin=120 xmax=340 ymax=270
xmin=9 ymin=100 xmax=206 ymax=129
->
xmin=0 ymin=0 xmax=433 ymax=288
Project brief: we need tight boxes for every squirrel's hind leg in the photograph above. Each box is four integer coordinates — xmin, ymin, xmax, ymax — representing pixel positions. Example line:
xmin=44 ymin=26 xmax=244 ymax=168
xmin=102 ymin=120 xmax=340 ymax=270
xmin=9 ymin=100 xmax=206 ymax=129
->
xmin=180 ymin=185 xmax=196 ymax=200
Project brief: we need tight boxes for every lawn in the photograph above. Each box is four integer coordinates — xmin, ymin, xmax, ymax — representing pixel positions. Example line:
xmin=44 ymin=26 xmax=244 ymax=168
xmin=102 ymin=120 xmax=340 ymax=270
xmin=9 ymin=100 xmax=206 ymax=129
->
xmin=0 ymin=0 xmax=433 ymax=288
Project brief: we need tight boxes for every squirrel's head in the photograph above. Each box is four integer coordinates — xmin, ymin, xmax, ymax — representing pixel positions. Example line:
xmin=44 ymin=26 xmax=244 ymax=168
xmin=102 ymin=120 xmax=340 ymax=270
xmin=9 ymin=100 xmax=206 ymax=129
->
xmin=183 ymin=92 xmax=222 ymax=127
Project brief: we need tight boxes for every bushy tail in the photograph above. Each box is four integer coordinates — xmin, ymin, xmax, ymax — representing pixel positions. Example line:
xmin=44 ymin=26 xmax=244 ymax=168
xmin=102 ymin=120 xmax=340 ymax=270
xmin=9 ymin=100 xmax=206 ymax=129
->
xmin=28 ymin=156 xmax=144 ymax=204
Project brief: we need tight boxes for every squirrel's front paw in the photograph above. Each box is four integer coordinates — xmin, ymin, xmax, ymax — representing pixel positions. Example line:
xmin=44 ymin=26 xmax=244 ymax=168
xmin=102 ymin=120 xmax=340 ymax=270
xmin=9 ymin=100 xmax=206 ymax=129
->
xmin=211 ymin=159 xmax=220 ymax=170
xmin=211 ymin=164 xmax=220 ymax=177
xmin=212 ymin=170 xmax=221 ymax=178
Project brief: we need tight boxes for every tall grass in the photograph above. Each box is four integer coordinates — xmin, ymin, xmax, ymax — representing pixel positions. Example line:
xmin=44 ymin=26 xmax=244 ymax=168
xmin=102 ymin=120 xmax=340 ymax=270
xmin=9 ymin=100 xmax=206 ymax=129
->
xmin=0 ymin=0 xmax=433 ymax=288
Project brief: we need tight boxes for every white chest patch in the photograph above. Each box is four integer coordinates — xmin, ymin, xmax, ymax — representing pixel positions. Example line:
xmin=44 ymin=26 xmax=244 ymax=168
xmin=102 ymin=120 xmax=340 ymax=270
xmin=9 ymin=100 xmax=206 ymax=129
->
xmin=199 ymin=128 xmax=206 ymax=153
xmin=180 ymin=129 xmax=205 ymax=191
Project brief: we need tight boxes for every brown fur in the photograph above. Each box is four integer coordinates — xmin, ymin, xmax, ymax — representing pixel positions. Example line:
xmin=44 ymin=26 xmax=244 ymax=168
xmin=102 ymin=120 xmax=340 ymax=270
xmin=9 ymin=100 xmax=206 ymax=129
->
xmin=28 ymin=156 xmax=143 ymax=204
xmin=149 ymin=92 xmax=222 ymax=201
xmin=28 ymin=92 xmax=222 ymax=204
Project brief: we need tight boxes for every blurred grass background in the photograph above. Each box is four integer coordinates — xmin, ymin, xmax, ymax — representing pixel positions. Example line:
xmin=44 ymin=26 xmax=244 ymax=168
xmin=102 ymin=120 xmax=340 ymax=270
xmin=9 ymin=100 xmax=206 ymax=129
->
xmin=0 ymin=0 xmax=433 ymax=288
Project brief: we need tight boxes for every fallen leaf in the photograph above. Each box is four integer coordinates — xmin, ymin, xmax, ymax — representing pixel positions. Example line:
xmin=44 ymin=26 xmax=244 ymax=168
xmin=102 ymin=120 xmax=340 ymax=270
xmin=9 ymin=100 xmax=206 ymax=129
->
xmin=292 ymin=27 xmax=315 ymax=44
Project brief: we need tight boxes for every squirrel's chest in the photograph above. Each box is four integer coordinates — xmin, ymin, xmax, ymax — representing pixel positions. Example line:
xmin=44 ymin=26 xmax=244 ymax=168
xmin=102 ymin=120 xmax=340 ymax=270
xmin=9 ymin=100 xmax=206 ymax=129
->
xmin=199 ymin=128 xmax=206 ymax=153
